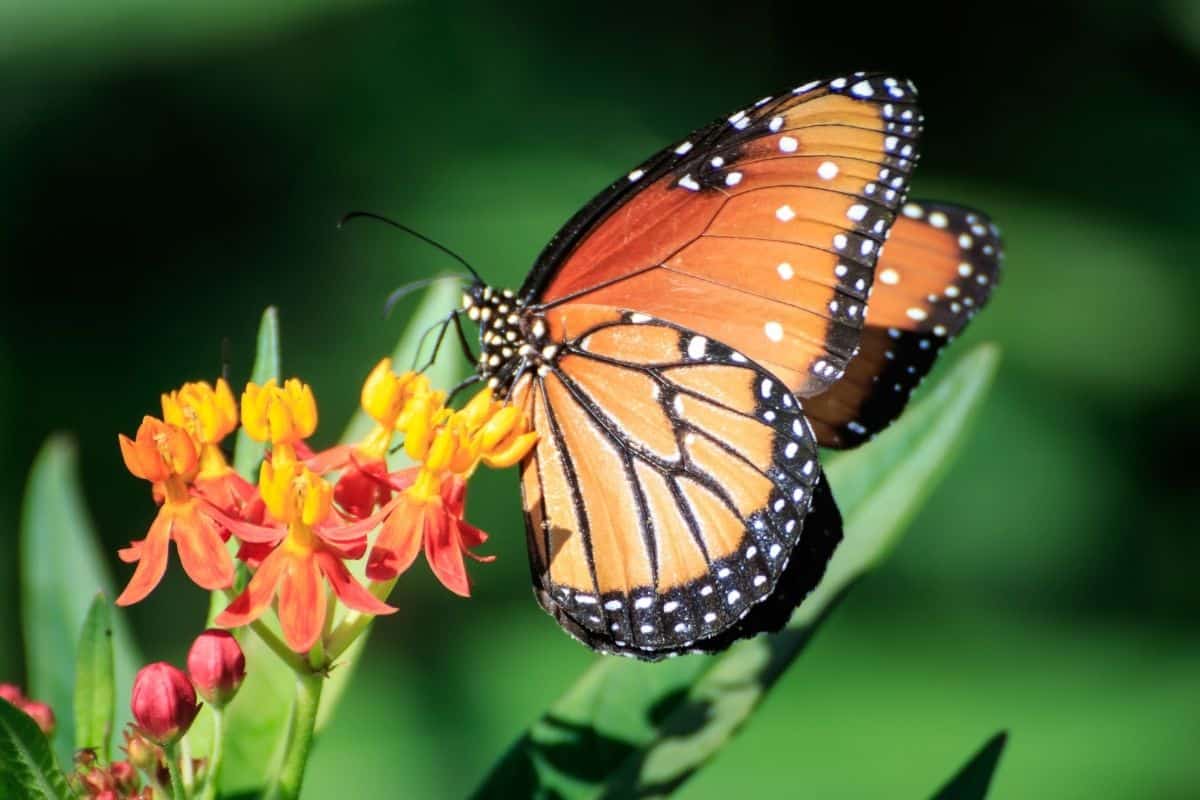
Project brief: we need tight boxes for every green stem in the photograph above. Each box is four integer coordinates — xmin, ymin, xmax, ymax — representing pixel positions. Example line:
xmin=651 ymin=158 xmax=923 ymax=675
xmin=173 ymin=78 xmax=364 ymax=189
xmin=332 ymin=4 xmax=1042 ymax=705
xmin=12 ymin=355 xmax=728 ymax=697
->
xmin=266 ymin=670 xmax=323 ymax=800
xmin=165 ymin=743 xmax=190 ymax=800
xmin=198 ymin=706 xmax=224 ymax=800
xmin=324 ymin=578 xmax=397 ymax=660
xmin=179 ymin=734 xmax=195 ymax=789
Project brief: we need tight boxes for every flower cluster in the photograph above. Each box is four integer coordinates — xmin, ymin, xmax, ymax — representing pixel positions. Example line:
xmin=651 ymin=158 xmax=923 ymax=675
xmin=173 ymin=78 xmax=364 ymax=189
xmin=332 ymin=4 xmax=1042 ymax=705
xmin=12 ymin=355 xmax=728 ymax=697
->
xmin=116 ymin=360 xmax=536 ymax=655
xmin=0 ymin=682 xmax=55 ymax=736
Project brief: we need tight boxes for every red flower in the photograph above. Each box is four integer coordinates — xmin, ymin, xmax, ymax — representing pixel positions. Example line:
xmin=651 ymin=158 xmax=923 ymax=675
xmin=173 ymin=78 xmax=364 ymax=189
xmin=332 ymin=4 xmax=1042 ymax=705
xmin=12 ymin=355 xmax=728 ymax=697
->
xmin=213 ymin=460 xmax=397 ymax=653
xmin=368 ymin=473 xmax=493 ymax=597
xmin=130 ymin=662 xmax=199 ymax=746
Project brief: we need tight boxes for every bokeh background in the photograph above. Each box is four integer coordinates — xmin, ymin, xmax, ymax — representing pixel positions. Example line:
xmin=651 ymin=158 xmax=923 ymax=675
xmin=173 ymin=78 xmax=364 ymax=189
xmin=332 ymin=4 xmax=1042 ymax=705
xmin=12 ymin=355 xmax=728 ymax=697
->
xmin=2 ymin=1 xmax=1198 ymax=797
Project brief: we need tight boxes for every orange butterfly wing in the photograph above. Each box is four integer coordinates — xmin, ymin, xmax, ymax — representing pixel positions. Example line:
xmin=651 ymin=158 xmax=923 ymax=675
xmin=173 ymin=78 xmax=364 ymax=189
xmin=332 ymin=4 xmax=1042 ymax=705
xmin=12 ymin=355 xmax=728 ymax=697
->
xmin=510 ymin=308 xmax=840 ymax=659
xmin=521 ymin=73 xmax=923 ymax=398
xmin=803 ymin=200 xmax=1003 ymax=447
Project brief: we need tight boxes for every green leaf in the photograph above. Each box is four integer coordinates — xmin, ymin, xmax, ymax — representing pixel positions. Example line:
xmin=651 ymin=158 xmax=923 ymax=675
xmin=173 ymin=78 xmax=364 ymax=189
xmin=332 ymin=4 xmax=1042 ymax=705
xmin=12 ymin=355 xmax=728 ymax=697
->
xmin=73 ymin=594 xmax=115 ymax=761
xmin=471 ymin=343 xmax=1001 ymax=799
xmin=319 ymin=277 xmax=466 ymax=729
xmin=930 ymin=732 xmax=1008 ymax=800
xmin=195 ymin=306 xmax=292 ymax=796
xmin=19 ymin=435 xmax=143 ymax=768
xmin=0 ymin=699 xmax=72 ymax=800
xmin=232 ymin=306 xmax=281 ymax=480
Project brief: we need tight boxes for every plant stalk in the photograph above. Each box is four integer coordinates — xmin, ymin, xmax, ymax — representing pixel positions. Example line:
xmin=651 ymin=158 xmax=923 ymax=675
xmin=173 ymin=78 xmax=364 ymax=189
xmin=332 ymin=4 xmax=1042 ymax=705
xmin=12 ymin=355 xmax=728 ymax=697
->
xmin=265 ymin=670 xmax=324 ymax=800
xmin=198 ymin=706 xmax=225 ymax=800
xmin=165 ymin=742 xmax=190 ymax=800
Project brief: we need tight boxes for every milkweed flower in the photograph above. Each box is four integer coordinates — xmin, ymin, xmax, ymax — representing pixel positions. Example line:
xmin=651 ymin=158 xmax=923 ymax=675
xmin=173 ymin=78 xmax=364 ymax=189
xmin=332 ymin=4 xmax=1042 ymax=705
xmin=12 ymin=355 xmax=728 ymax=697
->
xmin=116 ymin=417 xmax=234 ymax=605
xmin=367 ymin=385 xmax=537 ymax=595
xmin=215 ymin=458 xmax=397 ymax=653
xmin=162 ymin=378 xmax=258 ymax=520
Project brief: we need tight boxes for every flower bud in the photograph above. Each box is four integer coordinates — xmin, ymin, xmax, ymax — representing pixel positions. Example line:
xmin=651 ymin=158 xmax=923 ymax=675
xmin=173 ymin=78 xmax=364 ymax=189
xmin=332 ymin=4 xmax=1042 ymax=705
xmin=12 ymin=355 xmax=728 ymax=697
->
xmin=186 ymin=630 xmax=246 ymax=707
xmin=21 ymin=700 xmax=55 ymax=736
xmin=110 ymin=760 xmax=140 ymax=794
xmin=80 ymin=767 xmax=112 ymax=795
xmin=0 ymin=683 xmax=23 ymax=704
xmin=122 ymin=727 xmax=162 ymax=773
xmin=130 ymin=663 xmax=199 ymax=745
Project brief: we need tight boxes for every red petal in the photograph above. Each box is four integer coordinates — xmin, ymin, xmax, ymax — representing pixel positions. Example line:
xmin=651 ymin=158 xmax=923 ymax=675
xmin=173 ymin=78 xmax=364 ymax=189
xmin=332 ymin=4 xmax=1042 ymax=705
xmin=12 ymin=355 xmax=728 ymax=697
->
xmin=116 ymin=510 xmax=173 ymax=606
xmin=276 ymin=555 xmax=326 ymax=653
xmin=380 ymin=466 xmax=419 ymax=492
xmin=172 ymin=507 xmax=235 ymax=591
xmin=215 ymin=547 xmax=287 ymax=629
xmin=193 ymin=472 xmax=257 ymax=521
xmin=440 ymin=475 xmax=467 ymax=516
xmin=304 ymin=443 xmax=354 ymax=475
xmin=316 ymin=495 xmax=402 ymax=543
xmin=333 ymin=460 xmax=390 ymax=520
xmin=203 ymin=501 xmax=285 ymax=544
xmin=424 ymin=506 xmax=471 ymax=597
xmin=118 ymin=540 xmax=143 ymax=563
xmin=236 ymin=540 xmax=275 ymax=570
xmin=366 ymin=502 xmax=424 ymax=581
xmin=315 ymin=550 xmax=396 ymax=616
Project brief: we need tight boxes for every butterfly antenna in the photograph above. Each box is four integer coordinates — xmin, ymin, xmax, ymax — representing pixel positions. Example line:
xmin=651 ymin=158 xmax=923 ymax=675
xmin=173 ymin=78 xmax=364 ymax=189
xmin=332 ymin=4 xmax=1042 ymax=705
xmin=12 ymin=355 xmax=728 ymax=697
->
xmin=339 ymin=211 xmax=485 ymax=285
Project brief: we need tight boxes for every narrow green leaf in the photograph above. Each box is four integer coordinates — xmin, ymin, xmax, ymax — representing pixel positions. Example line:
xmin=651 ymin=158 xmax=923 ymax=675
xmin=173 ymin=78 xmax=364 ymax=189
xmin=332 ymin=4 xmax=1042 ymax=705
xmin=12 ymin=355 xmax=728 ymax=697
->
xmin=232 ymin=306 xmax=281 ymax=479
xmin=73 ymin=594 xmax=115 ymax=761
xmin=930 ymin=732 xmax=1009 ymax=800
xmin=19 ymin=435 xmax=143 ymax=768
xmin=0 ymin=699 xmax=72 ymax=800
xmin=198 ymin=305 xmax=292 ymax=796
xmin=472 ymin=344 xmax=1001 ymax=799
xmin=319 ymin=277 xmax=466 ymax=729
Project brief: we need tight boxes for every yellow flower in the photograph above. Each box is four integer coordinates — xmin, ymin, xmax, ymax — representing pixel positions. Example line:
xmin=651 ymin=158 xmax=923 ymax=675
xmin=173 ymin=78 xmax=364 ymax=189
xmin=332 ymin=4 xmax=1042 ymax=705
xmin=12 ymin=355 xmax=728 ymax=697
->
xmin=162 ymin=378 xmax=238 ymax=479
xmin=258 ymin=458 xmax=332 ymax=528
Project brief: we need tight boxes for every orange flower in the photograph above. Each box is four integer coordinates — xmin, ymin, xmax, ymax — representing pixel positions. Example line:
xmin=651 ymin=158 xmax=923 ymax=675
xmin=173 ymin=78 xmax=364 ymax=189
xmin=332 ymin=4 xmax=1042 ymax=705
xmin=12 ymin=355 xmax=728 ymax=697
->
xmin=366 ymin=385 xmax=536 ymax=595
xmin=214 ymin=459 xmax=395 ymax=652
xmin=162 ymin=378 xmax=258 ymax=522
xmin=116 ymin=417 xmax=233 ymax=605
xmin=367 ymin=473 xmax=491 ymax=596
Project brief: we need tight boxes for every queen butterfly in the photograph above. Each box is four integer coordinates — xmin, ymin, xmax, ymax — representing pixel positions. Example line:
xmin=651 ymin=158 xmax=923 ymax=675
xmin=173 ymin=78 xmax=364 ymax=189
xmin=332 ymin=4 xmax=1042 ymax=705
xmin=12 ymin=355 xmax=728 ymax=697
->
xmin=451 ymin=72 xmax=1001 ymax=659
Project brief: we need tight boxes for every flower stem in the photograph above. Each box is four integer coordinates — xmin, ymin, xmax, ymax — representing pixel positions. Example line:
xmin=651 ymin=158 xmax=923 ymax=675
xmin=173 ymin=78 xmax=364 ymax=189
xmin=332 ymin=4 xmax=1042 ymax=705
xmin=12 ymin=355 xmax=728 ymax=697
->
xmin=198 ymin=706 xmax=224 ymax=800
xmin=165 ymin=743 xmax=190 ymax=800
xmin=221 ymin=588 xmax=307 ymax=673
xmin=325 ymin=577 xmax=397 ymax=660
xmin=266 ymin=670 xmax=323 ymax=800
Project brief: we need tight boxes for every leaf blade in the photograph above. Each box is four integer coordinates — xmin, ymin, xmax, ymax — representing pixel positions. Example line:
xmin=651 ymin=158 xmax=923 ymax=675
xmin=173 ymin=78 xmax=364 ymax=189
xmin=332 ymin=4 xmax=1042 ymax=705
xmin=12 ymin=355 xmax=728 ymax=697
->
xmin=471 ymin=344 xmax=1001 ymax=799
xmin=0 ymin=699 xmax=72 ymax=800
xmin=73 ymin=594 xmax=115 ymax=761
xmin=930 ymin=732 xmax=1009 ymax=800
xmin=232 ymin=306 xmax=280 ymax=479
xmin=19 ymin=435 xmax=143 ymax=768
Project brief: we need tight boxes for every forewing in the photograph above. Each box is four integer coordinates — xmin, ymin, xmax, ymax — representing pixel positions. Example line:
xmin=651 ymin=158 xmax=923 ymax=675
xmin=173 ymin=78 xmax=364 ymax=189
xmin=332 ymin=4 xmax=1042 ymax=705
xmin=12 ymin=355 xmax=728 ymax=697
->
xmin=522 ymin=73 xmax=923 ymax=397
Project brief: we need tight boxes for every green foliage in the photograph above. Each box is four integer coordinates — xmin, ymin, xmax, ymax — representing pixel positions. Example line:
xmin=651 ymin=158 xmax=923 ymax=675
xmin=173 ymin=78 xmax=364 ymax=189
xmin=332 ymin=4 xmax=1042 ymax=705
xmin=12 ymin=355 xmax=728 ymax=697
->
xmin=473 ymin=344 xmax=1000 ymax=798
xmin=931 ymin=732 xmax=1008 ymax=800
xmin=0 ymin=699 xmax=71 ymax=800
xmin=19 ymin=436 xmax=142 ymax=768
xmin=73 ymin=594 xmax=115 ymax=761
xmin=232 ymin=306 xmax=281 ymax=480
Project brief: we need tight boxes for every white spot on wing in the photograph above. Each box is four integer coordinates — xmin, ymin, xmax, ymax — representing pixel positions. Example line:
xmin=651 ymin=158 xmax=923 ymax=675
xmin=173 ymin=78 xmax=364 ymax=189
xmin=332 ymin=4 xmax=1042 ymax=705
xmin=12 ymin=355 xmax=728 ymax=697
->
xmin=764 ymin=321 xmax=784 ymax=342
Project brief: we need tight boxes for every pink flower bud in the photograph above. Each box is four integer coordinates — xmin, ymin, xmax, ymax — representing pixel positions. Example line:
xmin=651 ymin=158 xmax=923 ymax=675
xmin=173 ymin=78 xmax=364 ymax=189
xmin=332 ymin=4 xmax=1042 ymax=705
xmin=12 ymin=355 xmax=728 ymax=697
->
xmin=130 ymin=663 xmax=199 ymax=745
xmin=21 ymin=700 xmax=56 ymax=736
xmin=0 ymin=683 xmax=23 ymax=704
xmin=186 ymin=630 xmax=246 ymax=707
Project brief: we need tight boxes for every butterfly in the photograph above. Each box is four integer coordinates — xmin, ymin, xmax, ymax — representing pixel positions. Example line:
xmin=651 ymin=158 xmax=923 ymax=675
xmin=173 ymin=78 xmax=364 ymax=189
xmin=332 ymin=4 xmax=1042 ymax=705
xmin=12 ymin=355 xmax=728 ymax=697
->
xmin=456 ymin=72 xmax=1002 ymax=660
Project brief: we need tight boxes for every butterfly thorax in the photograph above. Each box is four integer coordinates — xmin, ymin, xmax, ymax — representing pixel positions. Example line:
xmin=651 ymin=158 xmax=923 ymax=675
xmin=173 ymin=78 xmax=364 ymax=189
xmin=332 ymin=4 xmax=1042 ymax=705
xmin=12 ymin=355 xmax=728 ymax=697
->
xmin=462 ymin=283 xmax=552 ymax=399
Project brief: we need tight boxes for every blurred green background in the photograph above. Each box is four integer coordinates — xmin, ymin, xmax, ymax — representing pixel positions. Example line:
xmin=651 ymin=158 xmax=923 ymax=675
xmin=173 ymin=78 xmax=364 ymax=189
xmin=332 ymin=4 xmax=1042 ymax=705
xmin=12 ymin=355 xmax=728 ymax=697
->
xmin=2 ymin=1 xmax=1198 ymax=797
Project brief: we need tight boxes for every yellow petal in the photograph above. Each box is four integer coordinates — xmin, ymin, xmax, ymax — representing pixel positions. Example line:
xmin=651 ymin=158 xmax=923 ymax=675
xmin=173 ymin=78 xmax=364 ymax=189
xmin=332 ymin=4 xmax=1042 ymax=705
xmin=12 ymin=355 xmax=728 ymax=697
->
xmin=482 ymin=431 xmax=538 ymax=469
xmin=477 ymin=406 xmax=521 ymax=452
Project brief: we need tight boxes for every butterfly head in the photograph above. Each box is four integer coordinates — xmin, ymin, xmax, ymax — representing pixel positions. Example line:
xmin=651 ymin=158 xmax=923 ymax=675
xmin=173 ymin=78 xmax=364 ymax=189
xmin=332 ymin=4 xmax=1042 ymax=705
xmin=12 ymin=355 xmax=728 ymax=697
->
xmin=462 ymin=283 xmax=553 ymax=397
